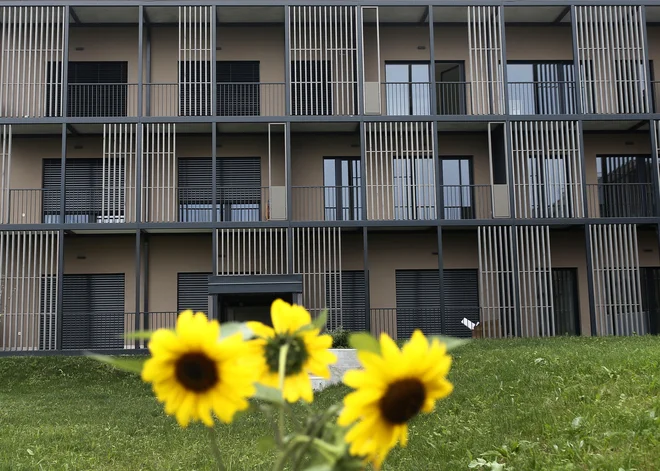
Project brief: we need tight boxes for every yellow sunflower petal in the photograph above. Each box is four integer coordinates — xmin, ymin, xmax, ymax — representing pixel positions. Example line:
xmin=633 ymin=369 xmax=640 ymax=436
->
xmin=271 ymin=299 xmax=311 ymax=333
xmin=246 ymin=321 xmax=275 ymax=339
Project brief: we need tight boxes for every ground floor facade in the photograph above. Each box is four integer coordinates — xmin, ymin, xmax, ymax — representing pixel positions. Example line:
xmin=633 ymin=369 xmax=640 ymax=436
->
xmin=1 ymin=224 xmax=659 ymax=353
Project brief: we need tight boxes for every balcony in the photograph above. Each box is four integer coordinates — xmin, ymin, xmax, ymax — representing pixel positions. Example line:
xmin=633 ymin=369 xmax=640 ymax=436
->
xmin=173 ymin=187 xmax=269 ymax=223
xmin=66 ymin=83 xmax=139 ymax=118
xmin=586 ymin=183 xmax=655 ymax=218
xmin=143 ymin=82 xmax=286 ymax=117
xmin=291 ymin=186 xmax=362 ymax=222
xmin=380 ymin=81 xmax=473 ymax=116
xmin=507 ymin=81 xmax=577 ymax=115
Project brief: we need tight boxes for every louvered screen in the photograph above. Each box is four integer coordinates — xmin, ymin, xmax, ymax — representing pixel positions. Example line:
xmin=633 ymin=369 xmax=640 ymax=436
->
xmin=291 ymin=61 xmax=333 ymax=116
xmin=60 ymin=274 xmax=125 ymax=350
xmin=43 ymin=158 xmax=123 ymax=223
xmin=177 ymin=272 xmax=211 ymax=314
xmin=217 ymin=61 xmax=260 ymax=117
xmin=395 ymin=269 xmax=479 ymax=338
xmin=67 ymin=61 xmax=128 ymax=117
xmin=326 ymin=270 xmax=366 ymax=331
xmin=179 ymin=61 xmax=211 ymax=117
xmin=551 ymin=268 xmax=580 ymax=336
xmin=39 ymin=275 xmax=58 ymax=350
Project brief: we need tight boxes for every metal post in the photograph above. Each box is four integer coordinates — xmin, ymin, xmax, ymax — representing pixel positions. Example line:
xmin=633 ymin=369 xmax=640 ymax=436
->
xmin=138 ymin=5 xmax=144 ymax=118
xmin=145 ymin=11 xmax=152 ymax=116
xmin=363 ymin=226 xmax=371 ymax=333
xmin=134 ymin=229 xmax=141 ymax=349
xmin=437 ymin=225 xmax=445 ymax=334
xmin=212 ymin=123 xmax=217 ymax=223
xmin=59 ymin=124 xmax=66 ymax=223
xmin=648 ymin=119 xmax=660 ymax=216
xmin=284 ymin=6 xmax=291 ymax=116
xmin=285 ymin=123 xmax=293 ymax=273
xmin=55 ymin=229 xmax=64 ymax=350
xmin=62 ymin=6 xmax=70 ymax=119
xmin=356 ymin=5 xmax=364 ymax=116
xmin=433 ymin=121 xmax=443 ymax=221
xmin=428 ymin=6 xmax=437 ymax=116
xmin=359 ymin=121 xmax=367 ymax=221
xmin=135 ymin=122 xmax=142 ymax=224
xmin=212 ymin=228 xmax=218 ymax=320
xmin=570 ymin=6 xmax=583 ymax=115
xmin=498 ymin=6 xmax=510 ymax=116
xmin=584 ymin=224 xmax=598 ymax=336
xmin=211 ymin=5 xmax=217 ymax=117
xmin=143 ymin=233 xmax=149 ymax=332
xmin=641 ymin=6 xmax=653 ymax=115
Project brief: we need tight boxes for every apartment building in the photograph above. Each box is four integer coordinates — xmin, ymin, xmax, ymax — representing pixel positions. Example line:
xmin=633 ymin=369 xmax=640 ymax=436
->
xmin=1 ymin=1 xmax=660 ymax=354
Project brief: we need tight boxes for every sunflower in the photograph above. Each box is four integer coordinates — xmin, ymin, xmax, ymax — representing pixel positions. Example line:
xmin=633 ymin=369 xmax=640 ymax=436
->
xmin=247 ymin=299 xmax=337 ymax=403
xmin=141 ymin=310 xmax=260 ymax=428
xmin=337 ymin=330 xmax=453 ymax=469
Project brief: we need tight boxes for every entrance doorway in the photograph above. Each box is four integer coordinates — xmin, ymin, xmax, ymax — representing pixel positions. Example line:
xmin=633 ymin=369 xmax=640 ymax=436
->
xmin=217 ymin=292 xmax=294 ymax=325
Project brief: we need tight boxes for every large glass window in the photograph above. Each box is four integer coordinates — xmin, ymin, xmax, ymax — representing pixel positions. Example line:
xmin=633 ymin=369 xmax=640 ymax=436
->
xmin=436 ymin=62 xmax=467 ymax=114
xmin=323 ymin=157 xmax=361 ymax=221
xmin=393 ymin=157 xmax=435 ymax=220
xmin=385 ymin=63 xmax=431 ymax=116
xmin=507 ymin=62 xmax=576 ymax=115
xmin=441 ymin=157 xmax=472 ymax=220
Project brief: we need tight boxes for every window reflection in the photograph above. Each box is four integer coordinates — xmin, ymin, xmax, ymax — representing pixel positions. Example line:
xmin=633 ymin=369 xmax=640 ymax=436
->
xmin=323 ymin=157 xmax=362 ymax=221
xmin=385 ymin=63 xmax=431 ymax=116
xmin=393 ymin=157 xmax=436 ymax=220
xmin=441 ymin=158 xmax=472 ymax=220
xmin=507 ymin=62 xmax=576 ymax=115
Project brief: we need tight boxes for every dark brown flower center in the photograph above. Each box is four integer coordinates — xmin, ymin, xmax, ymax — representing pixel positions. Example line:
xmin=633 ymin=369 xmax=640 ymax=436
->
xmin=174 ymin=352 xmax=218 ymax=392
xmin=379 ymin=378 xmax=426 ymax=425
xmin=264 ymin=335 xmax=309 ymax=375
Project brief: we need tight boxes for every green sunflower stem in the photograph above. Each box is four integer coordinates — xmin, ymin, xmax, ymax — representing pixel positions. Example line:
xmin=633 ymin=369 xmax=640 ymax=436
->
xmin=207 ymin=426 xmax=227 ymax=471
xmin=276 ymin=342 xmax=290 ymax=445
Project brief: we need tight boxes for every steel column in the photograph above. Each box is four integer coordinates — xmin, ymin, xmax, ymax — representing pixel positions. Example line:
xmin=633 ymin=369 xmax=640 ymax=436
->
xmin=437 ymin=224 xmax=445 ymax=334
xmin=428 ymin=6 xmax=437 ymax=116
xmin=356 ymin=5 xmax=364 ymax=115
xmin=498 ymin=5 xmax=509 ymax=116
xmin=211 ymin=5 xmax=217 ymax=117
xmin=59 ymin=124 xmax=66 ymax=222
xmin=212 ymin=123 xmax=217 ymax=222
xmin=61 ymin=6 xmax=70 ymax=118
xmin=55 ymin=229 xmax=64 ymax=350
xmin=145 ymin=9 xmax=152 ymax=116
xmin=433 ymin=121 xmax=443 ymax=220
xmin=363 ymin=225 xmax=370 ymax=333
xmin=135 ymin=123 xmax=142 ymax=224
xmin=138 ymin=5 xmax=143 ymax=118
xmin=284 ymin=6 xmax=291 ymax=116
xmin=143 ymin=232 xmax=149 ymax=331
xmin=649 ymin=119 xmax=660 ymax=215
xmin=134 ymin=229 xmax=141 ymax=348
xmin=569 ymin=6 xmax=583 ymax=114
xmin=285 ymin=123 xmax=293 ymax=273
xmin=359 ymin=121 xmax=367 ymax=220
xmin=584 ymin=224 xmax=598 ymax=336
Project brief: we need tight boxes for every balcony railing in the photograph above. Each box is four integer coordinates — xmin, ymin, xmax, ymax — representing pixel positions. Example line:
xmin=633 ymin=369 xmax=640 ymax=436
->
xmin=177 ymin=187 xmax=268 ymax=223
xmin=370 ymin=307 xmax=480 ymax=340
xmin=143 ymin=82 xmax=285 ymax=117
xmin=436 ymin=81 xmax=471 ymax=115
xmin=67 ymin=83 xmax=139 ymax=117
xmin=507 ymin=81 xmax=577 ymax=115
xmin=291 ymin=185 xmax=362 ymax=222
xmin=586 ymin=182 xmax=655 ymax=218
xmin=441 ymin=184 xmax=493 ymax=220
xmin=381 ymin=81 xmax=473 ymax=116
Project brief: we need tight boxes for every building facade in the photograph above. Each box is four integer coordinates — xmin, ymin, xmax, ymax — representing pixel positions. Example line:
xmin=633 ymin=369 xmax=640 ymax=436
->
xmin=2 ymin=1 xmax=660 ymax=353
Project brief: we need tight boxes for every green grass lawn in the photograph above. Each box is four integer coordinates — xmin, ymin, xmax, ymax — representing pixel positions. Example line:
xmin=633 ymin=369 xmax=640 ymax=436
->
xmin=1 ymin=337 xmax=660 ymax=470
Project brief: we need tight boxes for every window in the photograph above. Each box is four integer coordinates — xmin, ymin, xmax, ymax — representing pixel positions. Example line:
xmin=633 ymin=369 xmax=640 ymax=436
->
xmin=217 ymin=61 xmax=260 ymax=116
xmin=640 ymin=267 xmax=660 ymax=335
xmin=436 ymin=61 xmax=467 ymax=115
xmin=385 ymin=63 xmax=431 ymax=116
xmin=393 ymin=157 xmax=435 ymax=220
xmin=552 ymin=268 xmax=580 ymax=336
xmin=528 ymin=157 xmax=572 ymax=218
xmin=42 ymin=158 xmax=124 ymax=223
xmin=177 ymin=158 xmax=261 ymax=222
xmin=506 ymin=62 xmax=576 ymax=115
xmin=596 ymin=155 xmax=653 ymax=217
xmin=323 ymin=157 xmax=361 ymax=221
xmin=291 ymin=61 xmax=333 ymax=115
xmin=66 ymin=61 xmax=128 ymax=117
xmin=441 ymin=157 xmax=473 ymax=220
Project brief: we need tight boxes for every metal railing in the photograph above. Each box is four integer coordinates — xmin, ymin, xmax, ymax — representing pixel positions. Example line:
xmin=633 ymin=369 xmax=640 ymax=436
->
xmin=7 ymin=189 xmax=50 ymax=224
xmin=291 ymin=185 xmax=362 ymax=222
xmin=507 ymin=81 xmax=577 ymax=115
xmin=586 ymin=182 xmax=655 ymax=218
xmin=436 ymin=81 xmax=471 ymax=115
xmin=382 ymin=82 xmax=432 ymax=116
xmin=369 ymin=307 xmax=480 ymax=340
xmin=177 ymin=186 xmax=268 ymax=223
xmin=143 ymin=82 xmax=286 ymax=117
xmin=441 ymin=184 xmax=492 ymax=220
xmin=67 ymin=83 xmax=139 ymax=117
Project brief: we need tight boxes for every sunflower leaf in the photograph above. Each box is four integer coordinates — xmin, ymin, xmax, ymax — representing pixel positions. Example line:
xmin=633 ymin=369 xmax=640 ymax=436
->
xmin=348 ymin=332 xmax=381 ymax=355
xmin=430 ymin=335 xmax=470 ymax=352
xmin=219 ymin=322 xmax=253 ymax=340
xmin=123 ymin=330 xmax=155 ymax=340
xmin=311 ymin=310 xmax=328 ymax=330
xmin=86 ymin=353 xmax=146 ymax=375
xmin=253 ymin=383 xmax=284 ymax=405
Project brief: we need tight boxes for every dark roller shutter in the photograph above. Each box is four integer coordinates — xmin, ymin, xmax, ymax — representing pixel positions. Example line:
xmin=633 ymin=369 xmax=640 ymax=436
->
xmin=39 ymin=275 xmax=58 ymax=350
xmin=177 ymin=272 xmax=211 ymax=314
xmin=395 ymin=269 xmax=479 ymax=339
xmin=217 ymin=61 xmax=260 ymax=116
xmin=60 ymin=274 xmax=125 ymax=350
xmin=67 ymin=61 xmax=128 ymax=117
xmin=326 ymin=271 xmax=366 ymax=331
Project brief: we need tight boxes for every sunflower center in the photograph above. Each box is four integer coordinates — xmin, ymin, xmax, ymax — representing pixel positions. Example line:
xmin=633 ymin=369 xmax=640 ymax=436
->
xmin=379 ymin=378 xmax=426 ymax=425
xmin=264 ymin=334 xmax=309 ymax=375
xmin=174 ymin=352 xmax=219 ymax=393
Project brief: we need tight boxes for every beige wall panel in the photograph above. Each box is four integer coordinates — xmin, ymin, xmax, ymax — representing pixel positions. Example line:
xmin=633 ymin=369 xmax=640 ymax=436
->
xmin=148 ymin=234 xmax=213 ymax=313
xmin=69 ymin=28 xmax=139 ymax=81
xmin=647 ymin=27 xmax=660 ymax=87
xmin=550 ymin=230 xmax=590 ymax=335
xmin=63 ymin=235 xmax=135 ymax=313
xmin=341 ymin=231 xmax=364 ymax=270
xmin=583 ymin=133 xmax=651 ymax=184
xmin=638 ymin=228 xmax=660 ymax=266
xmin=442 ymin=230 xmax=479 ymax=268
xmin=439 ymin=133 xmax=490 ymax=184
xmin=505 ymin=27 xmax=573 ymax=61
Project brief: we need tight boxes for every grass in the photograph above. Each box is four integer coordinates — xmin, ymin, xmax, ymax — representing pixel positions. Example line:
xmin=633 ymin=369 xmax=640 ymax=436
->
xmin=1 ymin=337 xmax=659 ymax=470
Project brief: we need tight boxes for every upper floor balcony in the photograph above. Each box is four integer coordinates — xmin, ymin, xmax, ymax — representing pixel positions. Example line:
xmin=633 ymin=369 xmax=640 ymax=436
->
xmin=3 ymin=4 xmax=660 ymax=120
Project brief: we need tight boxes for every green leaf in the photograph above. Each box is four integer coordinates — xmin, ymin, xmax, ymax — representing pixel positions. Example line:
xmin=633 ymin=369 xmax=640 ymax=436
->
xmin=311 ymin=310 xmax=328 ymax=330
xmin=253 ymin=383 xmax=284 ymax=405
xmin=430 ymin=335 xmax=470 ymax=352
xmin=349 ymin=332 xmax=381 ymax=355
xmin=123 ymin=330 xmax=155 ymax=340
xmin=219 ymin=322 xmax=253 ymax=340
xmin=86 ymin=353 xmax=146 ymax=375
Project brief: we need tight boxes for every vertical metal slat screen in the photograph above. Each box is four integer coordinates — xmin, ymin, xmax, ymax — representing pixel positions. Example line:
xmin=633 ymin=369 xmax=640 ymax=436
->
xmin=325 ymin=270 xmax=365 ymax=332
xmin=478 ymin=225 xmax=516 ymax=338
xmin=0 ymin=6 xmax=65 ymax=118
xmin=575 ymin=6 xmax=649 ymax=114
xmin=511 ymin=121 xmax=583 ymax=219
xmin=141 ymin=123 xmax=176 ymax=223
xmin=467 ymin=6 xmax=505 ymax=115
xmin=103 ymin=124 xmax=136 ymax=224
xmin=216 ymin=228 xmax=288 ymax=276
xmin=0 ymin=125 xmax=10 ymax=224
xmin=589 ymin=223 xmax=646 ymax=336
xmin=292 ymin=227 xmax=342 ymax=329
xmin=0 ymin=230 xmax=59 ymax=352
xmin=289 ymin=6 xmax=358 ymax=116
xmin=178 ymin=6 xmax=213 ymax=117
xmin=364 ymin=121 xmax=435 ymax=221
xmin=516 ymin=225 xmax=555 ymax=337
